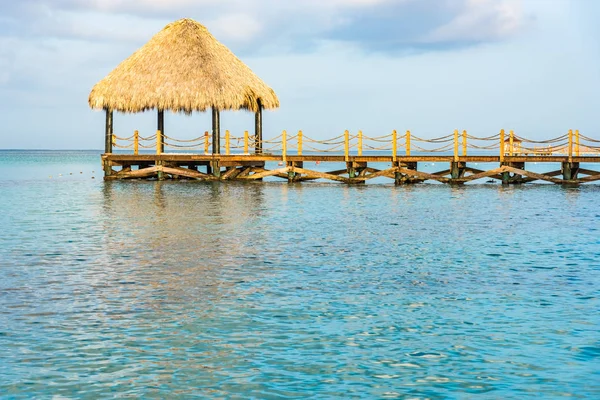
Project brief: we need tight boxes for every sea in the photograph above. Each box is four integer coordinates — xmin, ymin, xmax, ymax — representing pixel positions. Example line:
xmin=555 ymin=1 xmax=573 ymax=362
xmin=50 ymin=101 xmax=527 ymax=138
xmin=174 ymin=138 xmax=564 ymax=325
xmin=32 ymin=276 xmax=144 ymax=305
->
xmin=0 ymin=150 xmax=598 ymax=399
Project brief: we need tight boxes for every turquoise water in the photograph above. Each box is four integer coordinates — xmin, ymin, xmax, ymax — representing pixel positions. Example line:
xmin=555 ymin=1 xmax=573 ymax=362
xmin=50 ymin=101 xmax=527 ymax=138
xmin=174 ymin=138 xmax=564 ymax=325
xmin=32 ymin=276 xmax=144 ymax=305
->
xmin=0 ymin=150 xmax=599 ymax=399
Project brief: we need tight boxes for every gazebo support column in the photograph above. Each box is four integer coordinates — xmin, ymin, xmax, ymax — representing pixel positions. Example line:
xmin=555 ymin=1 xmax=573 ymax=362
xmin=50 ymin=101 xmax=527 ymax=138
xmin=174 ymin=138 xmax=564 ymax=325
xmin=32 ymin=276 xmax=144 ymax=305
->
xmin=104 ymin=109 xmax=113 ymax=178
xmin=105 ymin=109 xmax=113 ymax=154
xmin=158 ymin=110 xmax=165 ymax=153
xmin=255 ymin=100 xmax=263 ymax=154
xmin=212 ymin=107 xmax=221 ymax=155
xmin=211 ymin=107 xmax=221 ymax=177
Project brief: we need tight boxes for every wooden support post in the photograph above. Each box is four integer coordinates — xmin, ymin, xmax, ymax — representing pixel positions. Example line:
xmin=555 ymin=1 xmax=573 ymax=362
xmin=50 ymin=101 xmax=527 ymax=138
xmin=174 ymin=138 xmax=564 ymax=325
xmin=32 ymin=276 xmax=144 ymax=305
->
xmin=255 ymin=99 xmax=263 ymax=154
xmin=156 ymin=130 xmax=163 ymax=155
xmin=344 ymin=130 xmax=350 ymax=162
xmin=392 ymin=130 xmax=397 ymax=162
xmin=450 ymin=162 xmax=466 ymax=181
xmin=157 ymin=161 xmax=164 ymax=181
xmin=562 ymin=162 xmax=579 ymax=181
xmin=298 ymin=130 xmax=303 ymax=156
xmin=454 ymin=129 xmax=459 ymax=161
xmin=509 ymin=130 xmax=514 ymax=157
xmin=212 ymin=107 xmax=220 ymax=154
xmin=568 ymin=129 xmax=573 ymax=163
xmin=282 ymin=130 xmax=287 ymax=163
xmin=358 ymin=130 xmax=363 ymax=156
xmin=395 ymin=162 xmax=419 ymax=185
xmin=501 ymin=169 xmax=510 ymax=185
xmin=462 ymin=130 xmax=467 ymax=156
xmin=406 ymin=130 xmax=411 ymax=156
xmin=393 ymin=161 xmax=401 ymax=185
xmin=104 ymin=108 xmax=113 ymax=154
xmin=157 ymin=110 xmax=165 ymax=153
xmin=347 ymin=162 xmax=357 ymax=179
xmin=244 ymin=130 xmax=249 ymax=154
xmin=134 ymin=130 xmax=139 ymax=155
xmin=287 ymin=161 xmax=302 ymax=183
xmin=211 ymin=160 xmax=220 ymax=178
xmin=499 ymin=129 xmax=505 ymax=162
xmin=575 ymin=129 xmax=580 ymax=157
xmin=204 ymin=131 xmax=210 ymax=155
xmin=225 ymin=130 xmax=230 ymax=155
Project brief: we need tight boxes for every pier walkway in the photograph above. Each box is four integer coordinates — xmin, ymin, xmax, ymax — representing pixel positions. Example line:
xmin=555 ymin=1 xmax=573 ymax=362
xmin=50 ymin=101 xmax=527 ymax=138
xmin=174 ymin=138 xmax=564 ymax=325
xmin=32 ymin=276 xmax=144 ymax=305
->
xmin=103 ymin=129 xmax=600 ymax=185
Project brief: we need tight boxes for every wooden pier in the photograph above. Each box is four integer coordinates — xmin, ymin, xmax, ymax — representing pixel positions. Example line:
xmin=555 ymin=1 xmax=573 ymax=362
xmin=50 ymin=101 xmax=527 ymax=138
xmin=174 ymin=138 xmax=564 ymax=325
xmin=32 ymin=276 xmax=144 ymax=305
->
xmin=103 ymin=129 xmax=600 ymax=185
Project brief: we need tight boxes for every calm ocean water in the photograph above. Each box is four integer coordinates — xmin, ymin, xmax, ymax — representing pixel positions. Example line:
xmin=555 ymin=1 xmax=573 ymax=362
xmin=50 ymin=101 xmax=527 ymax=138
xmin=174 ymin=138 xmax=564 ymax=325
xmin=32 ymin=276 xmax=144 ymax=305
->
xmin=0 ymin=150 xmax=599 ymax=399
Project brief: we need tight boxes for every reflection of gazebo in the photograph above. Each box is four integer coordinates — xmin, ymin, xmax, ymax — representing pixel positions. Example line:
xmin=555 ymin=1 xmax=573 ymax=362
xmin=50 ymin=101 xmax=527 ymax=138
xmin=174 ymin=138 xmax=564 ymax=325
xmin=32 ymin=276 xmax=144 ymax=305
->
xmin=89 ymin=18 xmax=279 ymax=154
xmin=503 ymin=136 xmax=522 ymax=155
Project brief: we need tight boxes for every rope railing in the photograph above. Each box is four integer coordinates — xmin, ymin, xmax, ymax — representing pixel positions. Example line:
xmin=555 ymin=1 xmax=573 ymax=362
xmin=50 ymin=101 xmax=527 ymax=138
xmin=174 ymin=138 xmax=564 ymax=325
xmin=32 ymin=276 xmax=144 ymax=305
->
xmin=109 ymin=129 xmax=598 ymax=159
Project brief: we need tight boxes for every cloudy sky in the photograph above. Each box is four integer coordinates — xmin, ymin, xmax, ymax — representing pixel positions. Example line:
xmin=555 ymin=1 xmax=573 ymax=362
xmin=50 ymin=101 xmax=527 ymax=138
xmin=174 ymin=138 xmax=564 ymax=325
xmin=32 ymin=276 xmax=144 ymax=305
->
xmin=1 ymin=0 xmax=598 ymax=149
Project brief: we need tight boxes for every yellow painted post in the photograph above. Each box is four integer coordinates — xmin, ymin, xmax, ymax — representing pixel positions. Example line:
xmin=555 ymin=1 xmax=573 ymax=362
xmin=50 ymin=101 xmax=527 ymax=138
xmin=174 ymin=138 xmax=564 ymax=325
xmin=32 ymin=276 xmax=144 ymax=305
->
xmin=358 ymin=130 xmax=363 ymax=156
xmin=112 ymin=133 xmax=116 ymax=149
xmin=509 ymin=130 xmax=514 ymax=157
xmin=282 ymin=130 xmax=287 ymax=163
xmin=462 ymin=130 xmax=467 ymax=156
xmin=344 ymin=130 xmax=350 ymax=162
xmin=244 ymin=131 xmax=249 ymax=154
xmin=568 ymin=129 xmax=573 ymax=162
xmin=453 ymin=129 xmax=459 ymax=161
xmin=134 ymin=130 xmax=139 ymax=155
xmin=156 ymin=130 xmax=162 ymax=155
xmin=406 ymin=130 xmax=411 ymax=156
xmin=392 ymin=130 xmax=397 ymax=162
xmin=225 ymin=130 xmax=230 ymax=155
xmin=204 ymin=131 xmax=209 ymax=155
xmin=575 ymin=129 xmax=580 ymax=156
xmin=298 ymin=130 xmax=303 ymax=156
xmin=499 ymin=129 xmax=505 ymax=162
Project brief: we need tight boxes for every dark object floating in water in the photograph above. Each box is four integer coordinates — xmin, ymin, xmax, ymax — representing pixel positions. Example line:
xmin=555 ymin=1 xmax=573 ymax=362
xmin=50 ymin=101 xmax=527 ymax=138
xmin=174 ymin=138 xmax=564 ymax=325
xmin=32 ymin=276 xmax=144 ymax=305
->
xmin=486 ymin=179 xmax=495 ymax=183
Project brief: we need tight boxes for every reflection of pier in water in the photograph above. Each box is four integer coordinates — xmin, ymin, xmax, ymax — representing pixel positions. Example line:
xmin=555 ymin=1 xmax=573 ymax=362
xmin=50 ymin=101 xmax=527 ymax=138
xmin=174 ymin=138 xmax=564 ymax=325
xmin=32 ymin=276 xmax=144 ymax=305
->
xmin=104 ymin=129 xmax=600 ymax=185
xmin=98 ymin=182 xmax=280 ymax=306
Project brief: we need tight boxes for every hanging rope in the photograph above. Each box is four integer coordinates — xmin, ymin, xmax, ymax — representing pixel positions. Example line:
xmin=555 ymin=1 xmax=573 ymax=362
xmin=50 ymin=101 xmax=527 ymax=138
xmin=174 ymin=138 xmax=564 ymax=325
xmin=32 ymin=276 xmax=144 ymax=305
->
xmin=515 ymin=134 xmax=568 ymax=144
xmin=579 ymin=134 xmax=600 ymax=143
xmin=162 ymin=134 xmax=204 ymax=143
xmin=112 ymin=134 xmax=135 ymax=141
xmin=466 ymin=133 xmax=500 ymax=141
xmin=163 ymin=142 xmax=203 ymax=149
xmin=411 ymin=133 xmax=455 ymax=143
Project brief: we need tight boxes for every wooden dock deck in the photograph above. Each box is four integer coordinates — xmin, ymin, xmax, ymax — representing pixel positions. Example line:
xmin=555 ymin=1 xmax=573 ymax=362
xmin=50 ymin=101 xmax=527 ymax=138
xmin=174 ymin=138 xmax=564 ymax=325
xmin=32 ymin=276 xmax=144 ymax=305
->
xmin=102 ymin=129 xmax=600 ymax=185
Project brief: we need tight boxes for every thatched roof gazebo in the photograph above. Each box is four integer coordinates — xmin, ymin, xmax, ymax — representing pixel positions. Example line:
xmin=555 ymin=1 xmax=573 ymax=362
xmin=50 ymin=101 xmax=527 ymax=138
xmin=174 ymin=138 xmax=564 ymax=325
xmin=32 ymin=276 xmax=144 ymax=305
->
xmin=89 ymin=18 xmax=279 ymax=154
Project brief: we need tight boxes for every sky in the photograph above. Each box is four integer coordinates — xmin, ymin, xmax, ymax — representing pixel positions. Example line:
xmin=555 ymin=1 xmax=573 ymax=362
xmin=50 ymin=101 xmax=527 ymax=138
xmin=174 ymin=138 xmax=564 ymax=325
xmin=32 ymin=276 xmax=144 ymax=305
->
xmin=0 ymin=0 xmax=599 ymax=149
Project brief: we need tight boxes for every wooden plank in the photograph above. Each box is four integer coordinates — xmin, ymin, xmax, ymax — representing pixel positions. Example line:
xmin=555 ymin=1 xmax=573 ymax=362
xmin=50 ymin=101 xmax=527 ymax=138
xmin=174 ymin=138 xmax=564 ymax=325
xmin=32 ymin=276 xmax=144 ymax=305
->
xmin=578 ymin=168 xmax=600 ymax=176
xmin=465 ymin=167 xmax=485 ymax=174
xmin=161 ymin=166 xmax=217 ymax=180
xmin=396 ymin=167 xmax=451 ymax=183
xmin=221 ymin=167 xmax=243 ymax=180
xmin=114 ymin=166 xmax=159 ymax=179
xmin=541 ymin=170 xmax=563 ymax=177
xmin=355 ymin=168 xmax=397 ymax=181
xmin=504 ymin=166 xmax=564 ymax=184
xmin=292 ymin=167 xmax=349 ymax=183
xmin=459 ymin=166 xmax=508 ymax=182
xmin=238 ymin=167 xmax=290 ymax=180
xmin=324 ymin=169 xmax=349 ymax=176
xmin=578 ymin=174 xmax=600 ymax=183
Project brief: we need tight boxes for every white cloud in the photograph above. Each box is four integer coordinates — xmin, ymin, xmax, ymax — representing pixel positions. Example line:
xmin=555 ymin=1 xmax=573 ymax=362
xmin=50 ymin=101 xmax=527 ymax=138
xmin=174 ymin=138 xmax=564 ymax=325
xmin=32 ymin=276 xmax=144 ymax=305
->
xmin=0 ymin=0 xmax=526 ymax=53
xmin=425 ymin=0 xmax=523 ymax=43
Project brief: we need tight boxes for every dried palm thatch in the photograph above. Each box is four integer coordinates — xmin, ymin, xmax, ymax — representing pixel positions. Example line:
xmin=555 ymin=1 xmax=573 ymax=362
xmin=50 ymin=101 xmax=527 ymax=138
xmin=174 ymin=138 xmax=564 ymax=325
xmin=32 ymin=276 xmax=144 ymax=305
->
xmin=89 ymin=18 xmax=279 ymax=114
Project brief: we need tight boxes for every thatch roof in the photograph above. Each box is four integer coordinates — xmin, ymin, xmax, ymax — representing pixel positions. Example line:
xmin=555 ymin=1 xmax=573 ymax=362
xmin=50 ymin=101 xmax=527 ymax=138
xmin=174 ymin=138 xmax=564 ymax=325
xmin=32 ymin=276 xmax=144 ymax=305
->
xmin=89 ymin=18 xmax=279 ymax=113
